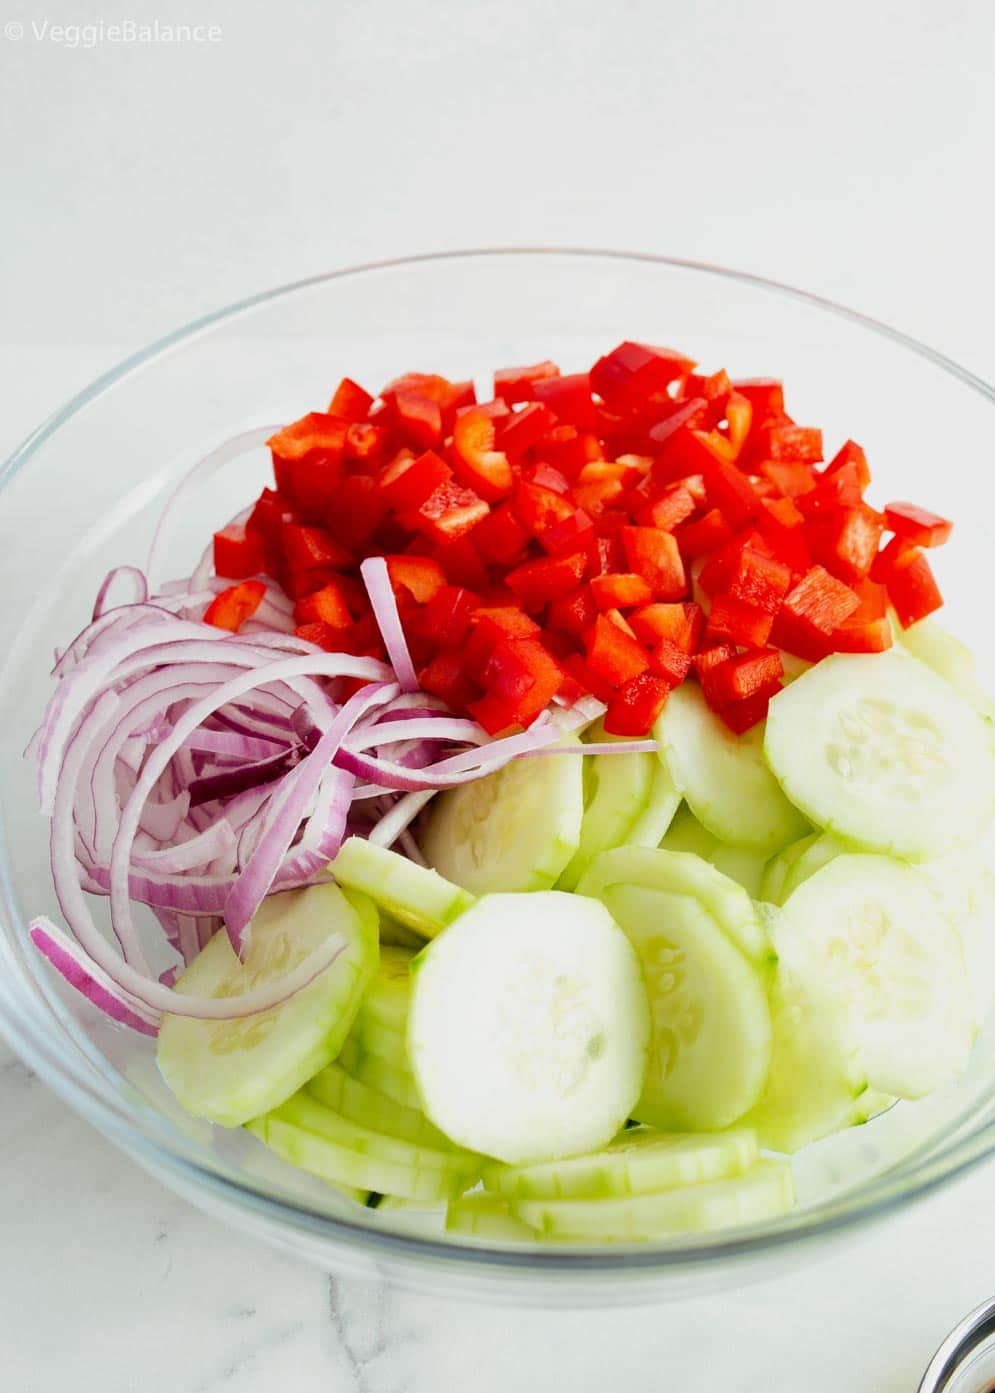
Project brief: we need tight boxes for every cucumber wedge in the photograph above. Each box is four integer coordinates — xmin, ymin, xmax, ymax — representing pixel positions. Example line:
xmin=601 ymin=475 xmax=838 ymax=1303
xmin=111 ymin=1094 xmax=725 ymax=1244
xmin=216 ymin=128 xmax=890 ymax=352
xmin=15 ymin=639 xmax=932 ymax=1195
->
xmin=157 ymin=884 xmax=378 ymax=1128
xmin=513 ymin=1158 xmax=795 ymax=1240
xmin=765 ymin=650 xmax=995 ymax=859
xmin=482 ymin=1126 xmax=757 ymax=1201
xmin=407 ymin=892 xmax=650 ymax=1165
xmin=422 ymin=737 xmax=585 ymax=893
xmin=656 ymin=683 xmax=809 ymax=854
xmin=331 ymin=838 xmax=474 ymax=938
xmin=578 ymin=848 xmax=773 ymax=1131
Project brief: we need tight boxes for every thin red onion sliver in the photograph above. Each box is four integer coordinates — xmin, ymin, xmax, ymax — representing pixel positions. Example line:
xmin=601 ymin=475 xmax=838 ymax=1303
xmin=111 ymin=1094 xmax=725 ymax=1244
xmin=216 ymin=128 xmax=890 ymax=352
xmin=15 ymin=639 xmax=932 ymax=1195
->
xmin=30 ymin=921 xmax=160 ymax=1035
xmin=92 ymin=566 xmax=149 ymax=620
xmin=360 ymin=556 xmax=418 ymax=693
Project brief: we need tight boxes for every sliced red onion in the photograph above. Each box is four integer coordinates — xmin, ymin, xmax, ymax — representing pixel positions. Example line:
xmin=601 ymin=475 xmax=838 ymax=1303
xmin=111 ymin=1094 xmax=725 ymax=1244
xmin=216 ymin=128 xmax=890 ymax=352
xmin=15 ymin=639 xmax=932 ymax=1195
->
xmin=520 ymin=739 xmax=660 ymax=757
xmin=345 ymin=716 xmax=485 ymax=751
xmin=367 ymin=790 xmax=436 ymax=848
xmin=30 ymin=920 xmax=160 ymax=1036
xmin=360 ymin=556 xmax=418 ymax=693
xmin=180 ymin=727 xmax=287 ymax=759
xmin=188 ymin=747 xmax=304 ymax=808
xmin=132 ymin=820 xmax=238 ymax=873
xmin=92 ymin=566 xmax=150 ymax=620
xmin=334 ymin=719 xmax=560 ymax=791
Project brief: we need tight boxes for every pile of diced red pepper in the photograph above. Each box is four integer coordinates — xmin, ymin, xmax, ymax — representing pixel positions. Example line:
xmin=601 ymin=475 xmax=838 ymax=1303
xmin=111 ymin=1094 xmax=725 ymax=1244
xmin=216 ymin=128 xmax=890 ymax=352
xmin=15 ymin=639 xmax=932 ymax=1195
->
xmin=208 ymin=342 xmax=952 ymax=738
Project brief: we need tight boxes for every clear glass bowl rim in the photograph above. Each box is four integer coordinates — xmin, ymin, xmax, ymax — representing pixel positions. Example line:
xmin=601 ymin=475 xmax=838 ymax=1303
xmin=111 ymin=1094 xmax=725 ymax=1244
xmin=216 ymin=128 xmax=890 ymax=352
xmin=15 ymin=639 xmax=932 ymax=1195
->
xmin=2 ymin=246 xmax=994 ymax=1280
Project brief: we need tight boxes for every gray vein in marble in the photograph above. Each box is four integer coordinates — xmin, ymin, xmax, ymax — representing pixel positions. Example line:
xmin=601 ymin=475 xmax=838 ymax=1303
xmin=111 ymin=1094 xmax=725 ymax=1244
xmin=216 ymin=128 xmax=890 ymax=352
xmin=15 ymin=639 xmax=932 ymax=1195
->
xmin=327 ymin=1276 xmax=417 ymax=1393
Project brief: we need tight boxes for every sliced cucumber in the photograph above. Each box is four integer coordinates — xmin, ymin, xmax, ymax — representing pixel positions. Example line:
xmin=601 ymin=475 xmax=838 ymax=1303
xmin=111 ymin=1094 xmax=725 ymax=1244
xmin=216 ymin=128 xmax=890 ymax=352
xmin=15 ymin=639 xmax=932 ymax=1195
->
xmin=661 ymin=806 xmax=768 ymax=899
xmin=446 ymin=1192 xmax=537 ymax=1241
xmin=577 ymin=848 xmax=772 ymax=1131
xmin=848 ymin=1090 xmax=896 ymax=1126
xmin=157 ymin=884 xmax=378 ymax=1128
xmin=765 ymin=651 xmax=995 ymax=859
xmin=778 ymin=854 xmax=974 ymax=1098
xmin=407 ymin=891 xmax=650 ymax=1165
xmin=917 ymin=849 xmax=995 ymax=1028
xmin=513 ymin=1158 xmax=795 ymax=1240
xmin=758 ymin=833 xmax=817 ymax=906
xmin=306 ymin=1062 xmax=450 ymax=1149
xmin=331 ymin=838 xmax=474 ymax=938
xmin=900 ymin=617 xmax=995 ymax=719
xmin=557 ymin=725 xmax=657 ymax=890
xmin=352 ymin=1010 xmax=410 ymax=1071
xmin=421 ymin=737 xmax=584 ymax=893
xmin=338 ymin=1034 xmax=423 ymax=1110
xmin=482 ymin=1126 xmax=757 ymax=1201
xmin=378 ymin=915 xmax=426 ymax=951
xmin=359 ymin=944 xmax=414 ymax=1034
xmin=656 ymin=683 xmax=809 ymax=854
xmin=624 ymin=758 xmax=682 ymax=849
xmin=659 ymin=802 xmax=719 ymax=859
xmin=759 ymin=831 xmax=852 ymax=907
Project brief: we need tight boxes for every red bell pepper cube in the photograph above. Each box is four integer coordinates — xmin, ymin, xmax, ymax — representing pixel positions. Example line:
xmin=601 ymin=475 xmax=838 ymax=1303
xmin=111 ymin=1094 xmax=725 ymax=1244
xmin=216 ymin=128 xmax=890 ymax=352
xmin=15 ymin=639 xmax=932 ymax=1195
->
xmin=604 ymin=607 xmax=639 ymax=639
xmin=204 ymin=580 xmax=266 ymax=632
xmin=723 ymin=391 xmax=753 ymax=457
xmin=825 ymin=439 xmax=870 ymax=492
xmin=506 ymin=551 xmax=589 ymax=612
xmin=379 ymin=449 xmax=452 ymax=511
xmin=268 ymin=413 xmax=349 ymax=463
xmin=590 ymin=342 xmax=696 ymax=412
xmin=705 ymin=594 xmax=775 ymax=648
xmin=798 ymin=460 xmax=865 ymax=515
xmin=292 ymin=579 xmax=352 ymax=629
xmin=807 ymin=503 xmax=884 ymax=583
xmin=530 ymin=373 xmax=597 ymax=430
xmin=281 ymin=523 xmax=353 ymax=574
xmin=591 ymin=532 xmax=626 ymax=575
xmin=481 ymin=636 xmax=565 ymax=723
xmin=526 ymin=462 xmax=572 ymax=495
xmin=291 ymin=453 xmax=346 ymax=522
xmin=422 ymin=586 xmax=480 ymax=647
xmin=781 ymin=565 xmax=861 ymax=634
xmin=515 ymin=480 xmax=575 ymax=538
xmin=418 ymin=647 xmax=481 ymax=713
xmin=541 ymin=427 xmax=603 ymax=477
xmin=430 ymin=534 xmax=491 ymax=591
xmin=466 ymin=693 xmax=520 ymax=735
xmin=692 ymin=644 xmax=738 ymax=682
xmin=648 ymin=637 xmax=693 ymax=687
xmin=675 ymin=508 xmax=735 ymax=561
xmin=473 ymin=503 xmax=530 ymax=567
xmin=463 ymin=607 xmax=542 ymax=682
xmin=883 ymin=501 xmax=953 ymax=549
xmin=717 ymin=689 xmax=779 ymax=734
xmin=403 ymin=481 xmax=489 ymax=545
xmin=590 ymin=573 xmax=655 ymax=610
xmin=327 ymin=377 xmax=374 ymax=422
xmin=629 ymin=602 xmax=704 ymax=654
xmin=621 ymin=527 xmax=686 ymax=600
xmin=547 ymin=586 xmax=599 ymax=638
xmin=869 ymin=534 xmax=910 ymax=583
xmin=726 ymin=547 xmax=792 ymax=614
xmin=326 ymin=474 xmax=390 ymax=550
xmin=451 ymin=406 xmax=514 ymax=501
xmin=830 ymin=579 xmax=893 ymax=653
xmin=757 ymin=460 xmax=818 ymax=498
xmin=636 ymin=482 xmax=699 ymax=533
xmin=755 ymin=424 xmax=823 ymax=463
xmin=213 ymin=524 xmax=265 ymax=580
xmin=701 ymin=648 xmax=783 ymax=708
xmin=381 ymin=372 xmax=475 ymax=431
xmin=755 ymin=496 xmax=812 ymax=572
xmin=585 ymin=614 xmax=650 ymax=687
xmin=683 ymin=368 xmax=732 ymax=404
xmin=498 ymin=401 xmax=556 ymax=456
xmin=391 ymin=390 xmax=443 ymax=449
xmin=647 ymin=398 xmax=710 ymax=451
xmin=246 ymin=488 xmax=287 ymax=540
xmin=493 ymin=360 xmax=560 ymax=405
xmin=880 ymin=546 xmax=943 ymax=628
xmin=730 ymin=379 xmax=785 ymax=426
xmin=384 ymin=555 xmax=447 ymax=604
xmin=344 ymin=422 xmax=387 ymax=466
xmin=696 ymin=529 xmax=772 ymax=597
xmin=294 ymin=620 xmax=350 ymax=651
xmin=603 ymin=671 xmax=671 ymax=737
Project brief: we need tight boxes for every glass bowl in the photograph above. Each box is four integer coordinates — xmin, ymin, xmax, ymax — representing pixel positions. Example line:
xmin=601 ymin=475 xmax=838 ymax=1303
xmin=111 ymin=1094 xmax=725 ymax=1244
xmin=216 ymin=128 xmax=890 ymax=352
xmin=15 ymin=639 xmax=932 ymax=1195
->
xmin=1 ymin=249 xmax=994 ymax=1306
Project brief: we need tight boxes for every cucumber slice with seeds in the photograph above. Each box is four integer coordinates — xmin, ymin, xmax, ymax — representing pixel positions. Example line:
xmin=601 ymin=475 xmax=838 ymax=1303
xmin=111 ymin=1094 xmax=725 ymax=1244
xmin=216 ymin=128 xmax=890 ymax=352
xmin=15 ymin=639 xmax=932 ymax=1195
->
xmin=578 ymin=848 xmax=772 ymax=1132
xmin=156 ymin=883 xmax=378 ymax=1128
xmin=765 ymin=650 xmax=995 ymax=859
xmin=332 ymin=838 xmax=474 ymax=938
xmin=482 ymin=1126 xmax=757 ymax=1201
xmin=657 ymin=683 xmax=810 ymax=854
xmin=422 ymin=737 xmax=585 ymax=893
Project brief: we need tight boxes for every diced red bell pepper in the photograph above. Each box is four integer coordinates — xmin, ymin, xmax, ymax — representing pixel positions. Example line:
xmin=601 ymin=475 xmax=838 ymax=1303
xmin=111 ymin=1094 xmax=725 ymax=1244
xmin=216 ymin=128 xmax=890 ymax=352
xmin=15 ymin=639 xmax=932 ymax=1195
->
xmin=281 ymin=523 xmax=352 ymax=574
xmin=591 ymin=531 xmax=627 ymax=575
xmin=647 ymin=398 xmax=710 ymax=451
xmin=723 ymin=391 xmax=753 ymax=457
xmin=683 ymin=368 xmax=732 ymax=405
xmin=717 ymin=689 xmax=778 ymax=734
xmin=506 ymin=551 xmax=588 ymax=612
xmin=379 ymin=450 xmax=451 ymax=511
xmin=498 ymin=401 xmax=556 ymax=457
xmin=466 ymin=693 xmax=520 ymax=735
xmin=726 ymin=546 xmax=792 ymax=614
xmin=204 ymin=580 xmax=266 ymax=632
xmin=869 ymin=534 xmax=910 ymax=583
xmin=757 ymin=460 xmax=818 ymax=498
xmin=422 ymin=585 xmax=480 ymax=647
xmin=418 ymin=647 xmax=481 ymax=713
xmin=628 ymin=602 xmax=704 ymax=654
xmin=604 ymin=607 xmax=639 ymax=639
xmin=328 ymin=377 xmax=374 ymax=422
xmin=705 ymin=594 xmax=775 ymax=648
xmin=344 ymin=423 xmax=387 ymax=467
xmin=463 ymin=606 xmax=541 ymax=683
xmin=797 ymin=460 xmax=865 ymax=515
xmin=547 ymin=586 xmax=598 ymax=638
xmin=402 ymin=481 xmax=489 ymax=545
xmin=807 ymin=503 xmax=884 ymax=583
xmin=268 ymin=413 xmax=349 ymax=463
xmin=689 ymin=432 xmax=760 ymax=527
xmin=772 ymin=566 xmax=861 ymax=659
xmin=692 ymin=644 xmax=738 ymax=683
xmin=540 ymin=428 xmax=603 ymax=477
xmin=451 ymin=406 xmax=514 ymax=501
xmin=391 ymin=390 xmax=443 ymax=449
xmin=825 ymin=439 xmax=870 ymax=492
xmin=831 ymin=579 xmax=893 ymax=653
xmin=514 ymin=480 xmax=575 ymax=537
xmin=590 ymin=573 xmax=655 ymax=610
xmin=603 ymin=671 xmax=671 ymax=737
xmin=246 ymin=488 xmax=286 ymax=540
xmin=883 ymin=501 xmax=953 ymax=549
xmin=481 ymin=635 xmax=565 ymax=725
xmin=585 ymin=614 xmax=650 ymax=687
xmin=675 ymin=508 xmax=735 ymax=561
xmin=493 ymin=360 xmax=560 ymax=405
xmin=636 ymin=482 xmax=698 ymax=533
xmin=327 ymin=474 xmax=390 ymax=549
xmin=292 ymin=579 xmax=352 ymax=629
xmin=530 ymin=373 xmax=597 ymax=430
xmin=526 ymin=462 xmax=572 ymax=495
xmin=697 ymin=529 xmax=772 ymax=597
xmin=648 ymin=637 xmax=693 ymax=687
xmin=590 ymin=342 xmax=696 ymax=413
xmin=213 ymin=524 xmax=265 ymax=580
xmin=430 ymin=533 xmax=491 ymax=591
xmin=755 ymin=496 xmax=812 ymax=571
xmin=621 ymin=527 xmax=686 ymax=600
xmin=294 ymin=620 xmax=350 ymax=651
xmin=381 ymin=372 xmax=475 ymax=430
xmin=385 ymin=554 xmax=447 ymax=604
xmin=878 ymin=545 xmax=943 ymax=628
xmin=701 ymin=648 xmax=783 ymax=708
xmin=472 ymin=503 xmax=530 ymax=567
xmin=291 ymin=454 xmax=346 ymax=521
xmin=730 ymin=379 xmax=784 ymax=427
xmin=755 ymin=424 xmax=823 ymax=463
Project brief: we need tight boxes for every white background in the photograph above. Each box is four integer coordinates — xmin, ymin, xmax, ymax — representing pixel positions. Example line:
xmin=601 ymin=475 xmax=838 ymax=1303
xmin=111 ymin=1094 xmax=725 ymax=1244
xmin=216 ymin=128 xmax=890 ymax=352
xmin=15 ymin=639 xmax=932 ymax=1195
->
xmin=2 ymin=2 xmax=995 ymax=1389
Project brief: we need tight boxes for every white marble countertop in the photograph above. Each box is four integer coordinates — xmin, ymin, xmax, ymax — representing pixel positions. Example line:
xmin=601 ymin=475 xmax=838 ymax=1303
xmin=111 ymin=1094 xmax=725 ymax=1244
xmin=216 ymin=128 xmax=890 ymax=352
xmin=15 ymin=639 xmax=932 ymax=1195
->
xmin=3 ymin=1 xmax=995 ymax=1385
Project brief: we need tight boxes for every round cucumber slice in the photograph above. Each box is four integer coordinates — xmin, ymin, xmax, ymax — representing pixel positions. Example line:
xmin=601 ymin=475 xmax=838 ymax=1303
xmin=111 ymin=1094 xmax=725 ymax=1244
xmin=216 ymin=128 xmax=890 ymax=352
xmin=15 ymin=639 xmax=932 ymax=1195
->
xmin=359 ymin=944 xmax=414 ymax=1034
xmin=779 ymin=854 xmax=974 ymax=1098
xmin=446 ymin=1193 xmax=537 ymax=1241
xmin=758 ymin=833 xmax=818 ymax=906
xmin=421 ymin=738 xmax=585 ymax=894
xmin=899 ymin=617 xmax=995 ymax=719
xmin=307 ymin=1063 xmax=450 ymax=1149
xmin=660 ymin=802 xmax=719 ymax=859
xmin=513 ymin=1158 xmax=795 ymax=1240
xmin=661 ymin=805 xmax=766 ymax=898
xmin=624 ymin=758 xmax=682 ymax=849
xmin=656 ymin=683 xmax=810 ymax=854
xmin=760 ymin=831 xmax=852 ymax=907
xmin=332 ymin=838 xmax=475 ymax=938
xmin=765 ymin=650 xmax=995 ymax=859
xmin=156 ymin=884 xmax=378 ymax=1128
xmin=407 ymin=891 xmax=651 ymax=1165
xmin=557 ymin=726 xmax=657 ymax=890
xmin=917 ymin=848 xmax=995 ymax=1028
xmin=482 ymin=1126 xmax=758 ymax=1201
xmin=577 ymin=848 xmax=772 ymax=1131
xmin=338 ymin=1034 xmax=423 ymax=1110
